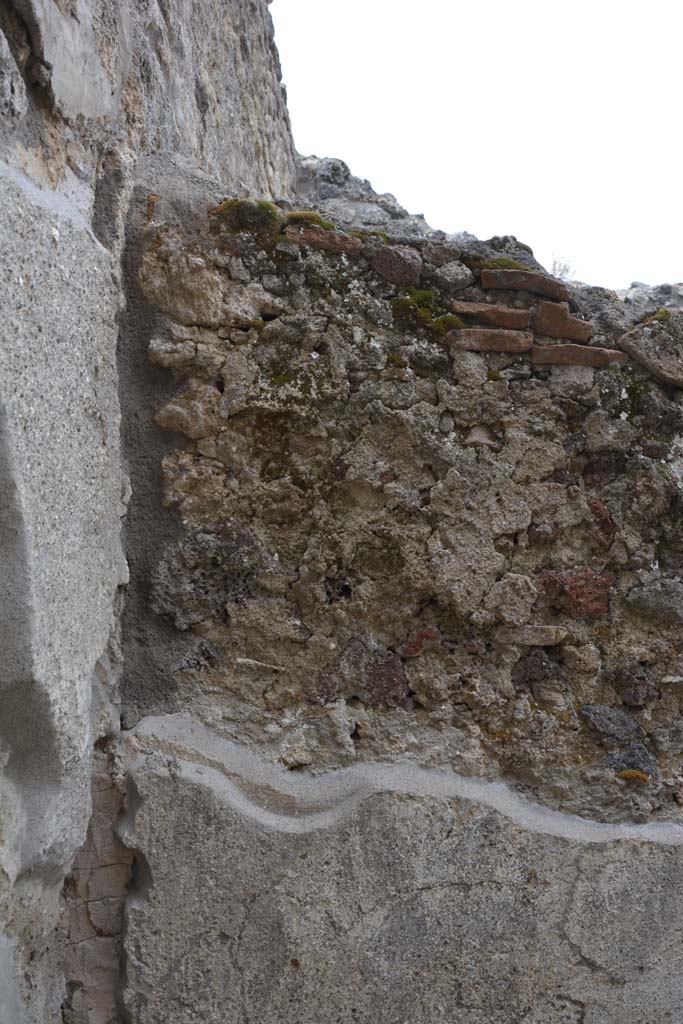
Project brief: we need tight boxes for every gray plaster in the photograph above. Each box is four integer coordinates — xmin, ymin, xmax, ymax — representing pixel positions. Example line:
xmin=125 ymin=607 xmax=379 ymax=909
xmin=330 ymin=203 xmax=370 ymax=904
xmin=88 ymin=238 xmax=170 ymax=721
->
xmin=124 ymin=720 xmax=683 ymax=1023
xmin=0 ymin=932 xmax=24 ymax=1024
xmin=131 ymin=713 xmax=683 ymax=845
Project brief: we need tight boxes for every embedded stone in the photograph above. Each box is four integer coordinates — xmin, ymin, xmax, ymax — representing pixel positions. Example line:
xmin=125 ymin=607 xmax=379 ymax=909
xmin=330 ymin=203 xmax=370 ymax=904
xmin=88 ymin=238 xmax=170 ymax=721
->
xmin=624 ymin=579 xmax=683 ymax=625
xmin=496 ymin=625 xmax=568 ymax=646
xmin=432 ymin=260 xmax=474 ymax=294
xmin=608 ymin=666 xmax=660 ymax=709
xmin=532 ymin=345 xmax=627 ymax=368
xmin=616 ymin=312 xmax=683 ymax=388
xmin=580 ymin=704 xmax=645 ymax=745
xmin=603 ymin=743 xmax=658 ymax=779
xmin=480 ymin=269 xmax=569 ymax=301
xmin=446 ymin=328 xmax=534 ymax=352
xmin=464 ymin=425 xmax=501 ymax=449
xmin=372 ymin=244 xmax=422 ymax=285
xmin=452 ymin=300 xmax=532 ymax=329
xmin=539 ymin=568 xmax=615 ymax=619
xmin=586 ymin=498 xmax=617 ymax=544
xmin=533 ymin=301 xmax=593 ymax=342
xmin=284 ymin=222 xmax=362 ymax=255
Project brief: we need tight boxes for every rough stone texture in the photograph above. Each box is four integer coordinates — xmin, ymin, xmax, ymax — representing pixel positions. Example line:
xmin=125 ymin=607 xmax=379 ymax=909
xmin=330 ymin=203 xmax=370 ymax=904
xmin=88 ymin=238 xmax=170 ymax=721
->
xmin=129 ymin=193 xmax=683 ymax=836
xmin=617 ymin=312 xmax=683 ymax=387
xmin=432 ymin=259 xmax=474 ymax=294
xmin=284 ymin=220 xmax=363 ymax=255
xmin=62 ymin=745 xmax=133 ymax=1024
xmin=121 ymin=716 xmax=683 ymax=1024
xmin=447 ymin=328 xmax=534 ymax=352
xmin=620 ymin=280 xmax=683 ymax=317
xmin=0 ymin=165 xmax=124 ymax=1021
xmin=372 ymin=243 xmax=423 ymax=285
xmin=533 ymin=300 xmax=594 ymax=342
xmin=296 ymin=156 xmax=433 ymax=240
xmin=452 ymin=300 xmax=532 ymax=329
xmin=0 ymin=0 xmax=296 ymax=197
xmin=532 ymin=344 xmax=628 ymax=367
xmin=480 ymin=268 xmax=570 ymax=301
xmin=0 ymin=0 xmax=297 ymax=1018
xmin=3 ymin=1 xmax=683 ymax=1019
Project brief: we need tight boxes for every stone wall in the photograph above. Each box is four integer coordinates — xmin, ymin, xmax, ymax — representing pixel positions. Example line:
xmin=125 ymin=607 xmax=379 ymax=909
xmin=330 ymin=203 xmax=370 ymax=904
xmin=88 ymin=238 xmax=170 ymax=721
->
xmin=0 ymin=1 xmax=295 ymax=1020
xmin=2 ymin=1 xmax=683 ymax=1022
xmin=118 ymin=192 xmax=683 ymax=1021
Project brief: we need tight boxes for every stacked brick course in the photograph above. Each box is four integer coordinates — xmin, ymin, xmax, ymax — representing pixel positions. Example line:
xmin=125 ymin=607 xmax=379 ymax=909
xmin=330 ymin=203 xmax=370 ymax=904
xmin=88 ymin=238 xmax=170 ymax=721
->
xmin=447 ymin=268 xmax=627 ymax=368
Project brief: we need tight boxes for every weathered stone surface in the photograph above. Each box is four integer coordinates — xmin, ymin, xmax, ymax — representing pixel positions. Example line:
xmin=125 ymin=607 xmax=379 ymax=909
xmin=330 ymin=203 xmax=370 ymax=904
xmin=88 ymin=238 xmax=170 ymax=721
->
xmin=0 ymin=30 xmax=27 ymax=121
xmin=121 ymin=716 xmax=683 ymax=1024
xmin=0 ymin=0 xmax=299 ymax=1016
xmin=533 ymin=300 xmax=594 ymax=341
xmin=532 ymin=344 xmax=628 ymax=367
xmin=452 ymin=300 xmax=532 ymax=329
xmin=539 ymin=568 xmax=615 ymax=619
xmin=617 ymin=312 xmax=683 ymax=387
xmin=133 ymin=196 xmax=683 ymax=833
xmin=285 ymin=221 xmax=363 ymax=254
xmin=480 ymin=269 xmax=569 ymax=301
xmin=625 ymin=579 xmax=683 ymax=624
xmin=432 ymin=259 xmax=474 ymax=293
xmin=0 ymin=0 xmax=296 ymax=196
xmin=0 ymin=166 xmax=124 ymax=1019
xmin=296 ymin=156 xmax=433 ymax=240
xmin=372 ymin=244 xmax=422 ymax=284
xmin=446 ymin=328 xmax=534 ymax=352
xmin=581 ymin=704 xmax=645 ymax=745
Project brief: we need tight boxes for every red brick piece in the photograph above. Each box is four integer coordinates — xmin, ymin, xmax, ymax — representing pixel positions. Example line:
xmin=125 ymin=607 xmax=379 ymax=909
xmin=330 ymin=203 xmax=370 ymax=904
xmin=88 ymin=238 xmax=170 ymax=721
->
xmin=539 ymin=568 xmax=616 ymax=619
xmin=452 ymin=300 xmax=532 ymax=329
xmin=284 ymin=223 xmax=362 ymax=255
xmin=446 ymin=329 xmax=534 ymax=353
xmin=481 ymin=269 xmax=569 ymax=301
xmin=587 ymin=498 xmax=617 ymax=544
xmin=532 ymin=345 xmax=627 ymax=368
xmin=373 ymin=244 xmax=422 ymax=285
xmin=533 ymin=301 xmax=593 ymax=342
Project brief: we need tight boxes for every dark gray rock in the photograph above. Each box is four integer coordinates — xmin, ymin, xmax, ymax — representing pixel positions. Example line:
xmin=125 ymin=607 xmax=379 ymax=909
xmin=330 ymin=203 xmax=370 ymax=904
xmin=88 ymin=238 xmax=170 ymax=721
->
xmin=625 ymin=579 xmax=683 ymax=625
xmin=603 ymin=743 xmax=659 ymax=779
xmin=581 ymin=704 xmax=644 ymax=745
xmin=617 ymin=312 xmax=683 ymax=388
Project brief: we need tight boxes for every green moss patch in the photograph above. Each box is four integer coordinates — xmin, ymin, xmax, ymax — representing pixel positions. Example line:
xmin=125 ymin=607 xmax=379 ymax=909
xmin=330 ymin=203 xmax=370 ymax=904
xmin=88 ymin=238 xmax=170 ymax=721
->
xmin=285 ymin=210 xmax=336 ymax=231
xmin=640 ymin=307 xmax=672 ymax=325
xmin=463 ymin=256 xmax=531 ymax=273
xmin=391 ymin=288 xmax=463 ymax=337
xmin=208 ymin=198 xmax=282 ymax=241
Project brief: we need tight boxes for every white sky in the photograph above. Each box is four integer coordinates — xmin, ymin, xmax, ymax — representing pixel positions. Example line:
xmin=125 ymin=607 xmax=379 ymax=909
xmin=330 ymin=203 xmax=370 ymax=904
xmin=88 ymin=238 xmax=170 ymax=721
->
xmin=270 ymin=0 xmax=681 ymax=289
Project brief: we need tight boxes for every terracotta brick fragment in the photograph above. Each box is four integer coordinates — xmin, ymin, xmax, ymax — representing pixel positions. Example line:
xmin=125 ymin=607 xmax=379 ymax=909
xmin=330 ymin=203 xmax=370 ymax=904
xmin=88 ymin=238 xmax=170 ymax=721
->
xmin=446 ymin=329 xmax=533 ymax=353
xmin=539 ymin=568 xmax=616 ymax=619
xmin=587 ymin=498 xmax=616 ymax=544
xmin=533 ymin=300 xmax=593 ymax=342
xmin=532 ymin=344 xmax=627 ymax=368
xmin=372 ymin=244 xmax=422 ymax=285
xmin=284 ymin=223 xmax=362 ymax=255
xmin=481 ymin=269 xmax=569 ymax=301
xmin=452 ymin=300 xmax=532 ymax=329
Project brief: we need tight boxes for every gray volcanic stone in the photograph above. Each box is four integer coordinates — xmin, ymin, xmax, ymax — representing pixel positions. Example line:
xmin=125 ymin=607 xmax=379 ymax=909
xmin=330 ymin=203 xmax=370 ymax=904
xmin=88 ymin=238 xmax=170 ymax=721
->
xmin=604 ymin=743 xmax=659 ymax=779
xmin=433 ymin=259 xmax=474 ymax=294
xmin=121 ymin=715 xmax=683 ymax=1024
xmin=621 ymin=281 xmax=683 ymax=317
xmin=0 ymin=30 xmax=26 ymax=121
xmin=617 ymin=312 xmax=683 ymax=388
xmin=372 ymin=244 xmax=422 ymax=285
xmin=625 ymin=579 xmax=683 ymax=624
xmin=580 ymin=705 xmax=644 ymax=745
